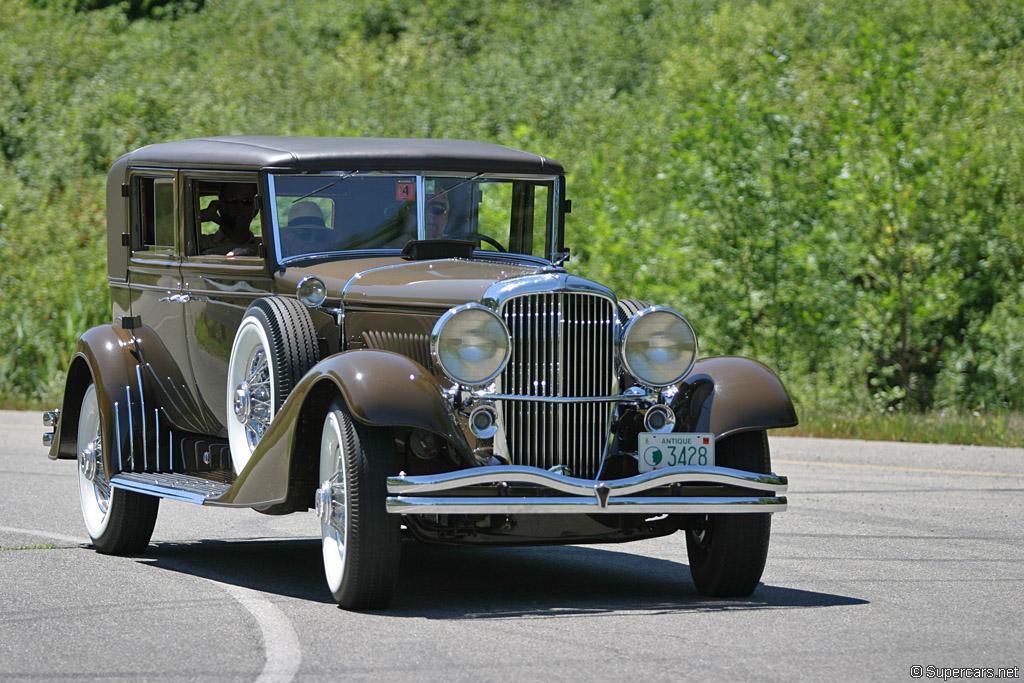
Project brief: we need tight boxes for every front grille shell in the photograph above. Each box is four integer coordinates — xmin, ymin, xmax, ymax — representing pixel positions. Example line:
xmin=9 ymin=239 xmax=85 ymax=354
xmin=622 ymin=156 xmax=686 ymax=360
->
xmin=497 ymin=290 xmax=618 ymax=479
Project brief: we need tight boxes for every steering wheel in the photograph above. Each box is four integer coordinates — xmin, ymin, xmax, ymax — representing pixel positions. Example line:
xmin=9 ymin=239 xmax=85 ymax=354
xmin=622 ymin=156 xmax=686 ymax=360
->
xmin=466 ymin=232 xmax=506 ymax=252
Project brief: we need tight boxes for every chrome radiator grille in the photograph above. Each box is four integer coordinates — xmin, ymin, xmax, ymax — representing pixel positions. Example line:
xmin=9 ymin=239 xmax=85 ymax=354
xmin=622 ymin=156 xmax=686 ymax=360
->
xmin=500 ymin=292 xmax=616 ymax=479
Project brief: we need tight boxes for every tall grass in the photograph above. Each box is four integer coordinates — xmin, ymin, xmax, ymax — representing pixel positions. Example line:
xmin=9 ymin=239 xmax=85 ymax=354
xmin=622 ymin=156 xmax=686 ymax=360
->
xmin=789 ymin=409 xmax=1024 ymax=448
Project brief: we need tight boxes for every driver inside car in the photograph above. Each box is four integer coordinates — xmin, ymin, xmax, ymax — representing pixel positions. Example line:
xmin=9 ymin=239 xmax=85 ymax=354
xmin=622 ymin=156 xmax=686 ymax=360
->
xmin=424 ymin=190 xmax=453 ymax=239
xmin=199 ymin=183 xmax=261 ymax=256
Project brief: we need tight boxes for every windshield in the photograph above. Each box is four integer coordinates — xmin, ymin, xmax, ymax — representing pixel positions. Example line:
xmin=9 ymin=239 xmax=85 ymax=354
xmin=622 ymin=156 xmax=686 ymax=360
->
xmin=269 ymin=172 xmax=559 ymax=262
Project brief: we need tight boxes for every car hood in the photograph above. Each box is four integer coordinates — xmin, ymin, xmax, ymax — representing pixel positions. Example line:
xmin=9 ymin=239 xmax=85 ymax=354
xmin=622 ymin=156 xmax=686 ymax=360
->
xmin=277 ymin=256 xmax=545 ymax=309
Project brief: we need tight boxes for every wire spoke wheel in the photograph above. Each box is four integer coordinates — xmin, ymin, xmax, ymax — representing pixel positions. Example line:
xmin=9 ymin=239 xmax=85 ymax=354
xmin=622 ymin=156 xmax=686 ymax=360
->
xmin=226 ymin=297 xmax=320 ymax=474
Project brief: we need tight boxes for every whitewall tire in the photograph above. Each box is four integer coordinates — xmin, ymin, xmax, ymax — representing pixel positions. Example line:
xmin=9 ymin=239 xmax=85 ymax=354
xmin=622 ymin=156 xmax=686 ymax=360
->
xmin=316 ymin=399 xmax=401 ymax=610
xmin=226 ymin=297 xmax=320 ymax=474
xmin=77 ymin=383 xmax=159 ymax=555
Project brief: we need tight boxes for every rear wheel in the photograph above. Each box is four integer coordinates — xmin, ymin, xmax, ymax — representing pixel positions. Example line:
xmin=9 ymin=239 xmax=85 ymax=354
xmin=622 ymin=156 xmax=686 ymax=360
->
xmin=77 ymin=383 xmax=159 ymax=555
xmin=315 ymin=398 xmax=401 ymax=610
xmin=685 ymin=429 xmax=772 ymax=596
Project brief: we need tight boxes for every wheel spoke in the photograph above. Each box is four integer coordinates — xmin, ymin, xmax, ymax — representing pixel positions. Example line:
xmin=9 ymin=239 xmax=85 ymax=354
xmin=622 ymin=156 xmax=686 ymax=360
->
xmin=246 ymin=350 xmax=268 ymax=385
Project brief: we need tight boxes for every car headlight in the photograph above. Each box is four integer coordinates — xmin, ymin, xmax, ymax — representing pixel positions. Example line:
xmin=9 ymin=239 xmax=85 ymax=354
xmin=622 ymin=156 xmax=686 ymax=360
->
xmin=621 ymin=306 xmax=698 ymax=388
xmin=431 ymin=303 xmax=510 ymax=386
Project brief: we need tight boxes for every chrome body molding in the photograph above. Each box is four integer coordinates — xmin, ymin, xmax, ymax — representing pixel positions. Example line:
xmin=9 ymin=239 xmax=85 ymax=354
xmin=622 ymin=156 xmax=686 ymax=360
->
xmin=388 ymin=496 xmax=787 ymax=515
xmin=468 ymin=392 xmax=657 ymax=404
xmin=386 ymin=464 xmax=788 ymax=515
xmin=111 ymin=472 xmax=232 ymax=505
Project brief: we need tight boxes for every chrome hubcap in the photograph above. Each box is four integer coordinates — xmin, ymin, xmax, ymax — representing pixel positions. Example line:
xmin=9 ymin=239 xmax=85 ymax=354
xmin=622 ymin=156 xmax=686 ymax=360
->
xmin=233 ymin=382 xmax=251 ymax=424
xmin=80 ymin=429 xmax=110 ymax=514
xmin=318 ymin=439 xmax=346 ymax=534
xmin=315 ymin=480 xmax=334 ymax=526
xmin=80 ymin=442 xmax=98 ymax=482
xmin=317 ymin=472 xmax=346 ymax=533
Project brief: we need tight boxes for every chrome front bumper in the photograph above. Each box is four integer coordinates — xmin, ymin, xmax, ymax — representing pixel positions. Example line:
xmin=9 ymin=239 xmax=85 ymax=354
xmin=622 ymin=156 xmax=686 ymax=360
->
xmin=386 ymin=465 xmax=788 ymax=515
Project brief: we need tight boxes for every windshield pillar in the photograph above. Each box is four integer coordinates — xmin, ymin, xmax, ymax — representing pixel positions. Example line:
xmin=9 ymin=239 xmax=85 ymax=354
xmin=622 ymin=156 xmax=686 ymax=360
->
xmin=415 ymin=175 xmax=426 ymax=241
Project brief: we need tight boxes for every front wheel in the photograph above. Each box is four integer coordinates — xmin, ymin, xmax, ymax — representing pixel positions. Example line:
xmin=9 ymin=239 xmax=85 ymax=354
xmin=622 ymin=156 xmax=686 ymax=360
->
xmin=315 ymin=399 xmax=401 ymax=610
xmin=77 ymin=383 xmax=159 ymax=555
xmin=685 ymin=429 xmax=772 ymax=596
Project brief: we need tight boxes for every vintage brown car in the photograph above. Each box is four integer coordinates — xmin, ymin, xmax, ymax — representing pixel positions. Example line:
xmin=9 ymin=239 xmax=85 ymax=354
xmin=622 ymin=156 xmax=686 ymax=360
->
xmin=43 ymin=136 xmax=796 ymax=609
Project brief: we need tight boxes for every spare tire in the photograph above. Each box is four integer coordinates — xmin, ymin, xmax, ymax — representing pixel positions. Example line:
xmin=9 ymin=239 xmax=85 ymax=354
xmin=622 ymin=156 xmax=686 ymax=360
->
xmin=226 ymin=297 xmax=320 ymax=473
xmin=616 ymin=298 xmax=652 ymax=326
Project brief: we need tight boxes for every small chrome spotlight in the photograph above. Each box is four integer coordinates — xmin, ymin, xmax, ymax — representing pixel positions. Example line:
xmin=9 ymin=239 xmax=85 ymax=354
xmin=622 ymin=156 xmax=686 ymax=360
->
xmin=643 ymin=404 xmax=676 ymax=433
xmin=468 ymin=403 xmax=498 ymax=439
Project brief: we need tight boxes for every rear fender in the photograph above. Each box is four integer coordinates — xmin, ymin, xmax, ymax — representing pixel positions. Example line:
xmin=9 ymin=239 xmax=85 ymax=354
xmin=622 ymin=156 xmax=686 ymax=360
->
xmin=49 ymin=324 xmax=142 ymax=471
xmin=49 ymin=323 xmax=226 ymax=475
xmin=220 ymin=349 xmax=472 ymax=508
xmin=673 ymin=356 xmax=798 ymax=439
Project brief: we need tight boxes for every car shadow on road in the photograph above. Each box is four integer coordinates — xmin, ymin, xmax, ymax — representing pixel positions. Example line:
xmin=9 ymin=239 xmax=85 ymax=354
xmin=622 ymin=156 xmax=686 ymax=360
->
xmin=136 ymin=537 xmax=867 ymax=617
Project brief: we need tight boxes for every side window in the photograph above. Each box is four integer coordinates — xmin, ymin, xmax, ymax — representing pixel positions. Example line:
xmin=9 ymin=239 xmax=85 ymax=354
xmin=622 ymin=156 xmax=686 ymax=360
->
xmin=134 ymin=176 xmax=176 ymax=252
xmin=188 ymin=178 xmax=262 ymax=258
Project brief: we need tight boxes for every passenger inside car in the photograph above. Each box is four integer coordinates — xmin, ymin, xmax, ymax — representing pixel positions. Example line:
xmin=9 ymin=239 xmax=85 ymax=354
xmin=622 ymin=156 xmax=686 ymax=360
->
xmin=281 ymin=201 xmax=337 ymax=256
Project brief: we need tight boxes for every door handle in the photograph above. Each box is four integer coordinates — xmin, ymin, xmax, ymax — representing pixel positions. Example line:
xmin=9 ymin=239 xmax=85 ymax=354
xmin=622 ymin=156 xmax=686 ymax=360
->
xmin=158 ymin=293 xmax=208 ymax=303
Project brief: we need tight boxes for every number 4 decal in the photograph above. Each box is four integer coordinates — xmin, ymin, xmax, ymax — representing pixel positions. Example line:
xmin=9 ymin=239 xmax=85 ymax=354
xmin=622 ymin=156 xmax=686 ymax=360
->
xmin=396 ymin=181 xmax=416 ymax=201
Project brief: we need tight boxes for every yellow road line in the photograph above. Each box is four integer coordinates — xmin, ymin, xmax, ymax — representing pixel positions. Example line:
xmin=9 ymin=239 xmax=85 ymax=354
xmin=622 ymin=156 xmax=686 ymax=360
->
xmin=775 ymin=458 xmax=1024 ymax=479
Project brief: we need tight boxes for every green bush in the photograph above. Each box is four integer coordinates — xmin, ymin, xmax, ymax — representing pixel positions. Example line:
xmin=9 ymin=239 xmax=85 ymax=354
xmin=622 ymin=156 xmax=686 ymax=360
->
xmin=2 ymin=0 xmax=1024 ymax=425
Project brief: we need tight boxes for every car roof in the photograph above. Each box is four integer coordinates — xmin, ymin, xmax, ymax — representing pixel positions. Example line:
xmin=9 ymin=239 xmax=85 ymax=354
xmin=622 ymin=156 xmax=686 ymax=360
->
xmin=117 ymin=136 xmax=565 ymax=175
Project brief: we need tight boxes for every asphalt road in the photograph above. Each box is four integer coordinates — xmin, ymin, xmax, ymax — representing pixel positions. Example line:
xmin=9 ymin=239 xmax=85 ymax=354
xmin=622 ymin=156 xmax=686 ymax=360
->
xmin=1 ymin=408 xmax=1021 ymax=682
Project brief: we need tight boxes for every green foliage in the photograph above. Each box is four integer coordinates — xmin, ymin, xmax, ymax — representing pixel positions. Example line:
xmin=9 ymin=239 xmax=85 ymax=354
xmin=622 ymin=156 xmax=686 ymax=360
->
xmin=3 ymin=0 xmax=1024 ymax=433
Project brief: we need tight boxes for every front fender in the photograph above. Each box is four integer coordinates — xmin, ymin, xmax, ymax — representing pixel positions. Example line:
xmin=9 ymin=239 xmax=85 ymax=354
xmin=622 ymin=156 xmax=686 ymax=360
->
xmin=673 ymin=356 xmax=798 ymax=439
xmin=219 ymin=349 xmax=471 ymax=508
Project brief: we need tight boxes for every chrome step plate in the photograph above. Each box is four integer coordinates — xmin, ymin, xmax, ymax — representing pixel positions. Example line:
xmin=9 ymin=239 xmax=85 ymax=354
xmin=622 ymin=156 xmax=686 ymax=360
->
xmin=111 ymin=472 xmax=231 ymax=505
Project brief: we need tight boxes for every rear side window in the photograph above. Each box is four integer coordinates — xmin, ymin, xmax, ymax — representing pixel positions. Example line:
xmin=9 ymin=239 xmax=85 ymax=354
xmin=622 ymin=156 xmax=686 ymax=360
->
xmin=132 ymin=175 xmax=176 ymax=252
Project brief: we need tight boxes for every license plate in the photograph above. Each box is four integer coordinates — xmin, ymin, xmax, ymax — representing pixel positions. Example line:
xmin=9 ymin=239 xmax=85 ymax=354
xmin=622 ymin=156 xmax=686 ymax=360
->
xmin=638 ymin=433 xmax=715 ymax=472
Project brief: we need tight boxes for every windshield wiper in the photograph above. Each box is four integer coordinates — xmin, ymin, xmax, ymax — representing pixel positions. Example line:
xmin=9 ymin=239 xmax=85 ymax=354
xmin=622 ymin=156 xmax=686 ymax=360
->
xmin=429 ymin=173 xmax=483 ymax=201
xmin=294 ymin=170 xmax=361 ymax=201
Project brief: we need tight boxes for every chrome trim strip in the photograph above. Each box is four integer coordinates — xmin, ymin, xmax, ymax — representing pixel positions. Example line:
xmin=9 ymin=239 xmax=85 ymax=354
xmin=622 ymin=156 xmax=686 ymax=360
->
xmin=143 ymin=365 xmax=204 ymax=433
xmin=387 ymin=496 xmax=787 ymax=515
xmin=478 ymin=393 xmax=654 ymax=404
xmin=125 ymin=385 xmax=134 ymax=469
xmin=114 ymin=401 xmax=122 ymax=473
xmin=155 ymin=407 xmax=161 ymax=472
xmin=136 ymin=365 xmax=147 ymax=471
xmin=388 ymin=465 xmax=788 ymax=496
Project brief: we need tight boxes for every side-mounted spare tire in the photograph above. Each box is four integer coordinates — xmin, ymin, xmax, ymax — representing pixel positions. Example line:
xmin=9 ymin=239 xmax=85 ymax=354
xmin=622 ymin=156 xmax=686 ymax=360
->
xmin=227 ymin=297 xmax=320 ymax=473
xmin=616 ymin=298 xmax=652 ymax=326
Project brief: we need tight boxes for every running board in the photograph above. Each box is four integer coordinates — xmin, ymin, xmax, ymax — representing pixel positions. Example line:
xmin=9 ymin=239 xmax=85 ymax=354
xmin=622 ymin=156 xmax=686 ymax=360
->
xmin=111 ymin=472 xmax=232 ymax=504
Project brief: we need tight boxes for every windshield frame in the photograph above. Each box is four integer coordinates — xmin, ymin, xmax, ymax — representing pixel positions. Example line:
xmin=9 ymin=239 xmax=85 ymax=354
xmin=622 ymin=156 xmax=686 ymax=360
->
xmin=266 ymin=170 xmax=563 ymax=267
